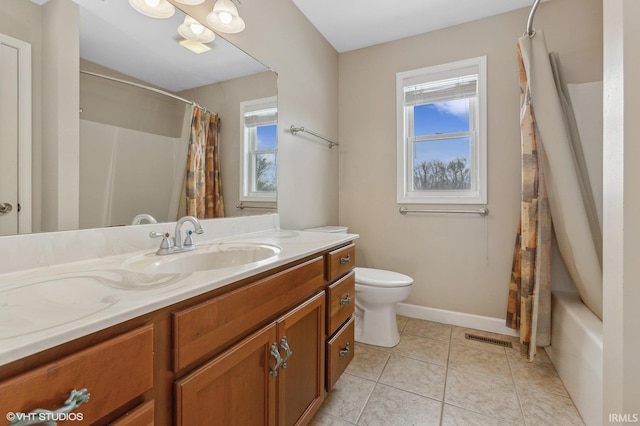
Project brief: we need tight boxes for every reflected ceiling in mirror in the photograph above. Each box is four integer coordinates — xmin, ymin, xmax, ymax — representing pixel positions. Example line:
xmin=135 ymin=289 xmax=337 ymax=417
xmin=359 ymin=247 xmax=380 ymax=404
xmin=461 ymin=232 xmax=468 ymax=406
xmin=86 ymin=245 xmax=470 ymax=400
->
xmin=77 ymin=0 xmax=267 ymax=92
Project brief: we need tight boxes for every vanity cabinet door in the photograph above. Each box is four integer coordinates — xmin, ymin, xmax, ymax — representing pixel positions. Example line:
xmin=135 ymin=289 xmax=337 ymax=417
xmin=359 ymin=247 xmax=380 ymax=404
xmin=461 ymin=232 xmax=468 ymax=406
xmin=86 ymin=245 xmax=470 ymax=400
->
xmin=175 ymin=323 xmax=278 ymax=426
xmin=276 ymin=291 xmax=325 ymax=426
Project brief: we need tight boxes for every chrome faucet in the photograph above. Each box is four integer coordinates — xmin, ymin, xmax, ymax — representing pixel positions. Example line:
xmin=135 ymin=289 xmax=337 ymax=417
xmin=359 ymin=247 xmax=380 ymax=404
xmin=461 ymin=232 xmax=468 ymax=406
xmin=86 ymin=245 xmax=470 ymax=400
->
xmin=174 ymin=216 xmax=204 ymax=250
xmin=150 ymin=216 xmax=204 ymax=255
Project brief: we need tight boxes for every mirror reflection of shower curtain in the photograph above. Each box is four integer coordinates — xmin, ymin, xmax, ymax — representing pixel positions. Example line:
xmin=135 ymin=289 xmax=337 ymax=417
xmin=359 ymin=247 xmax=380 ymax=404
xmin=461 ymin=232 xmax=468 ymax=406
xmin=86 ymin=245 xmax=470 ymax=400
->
xmin=507 ymin=30 xmax=603 ymax=360
xmin=184 ymin=106 xmax=224 ymax=219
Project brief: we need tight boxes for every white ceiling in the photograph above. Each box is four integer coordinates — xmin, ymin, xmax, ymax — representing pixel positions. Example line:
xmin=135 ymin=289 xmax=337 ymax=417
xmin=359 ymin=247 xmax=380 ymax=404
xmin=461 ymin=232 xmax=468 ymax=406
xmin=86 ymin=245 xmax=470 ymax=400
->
xmin=291 ymin=0 xmax=542 ymax=53
xmin=76 ymin=0 xmax=269 ymax=92
xmin=33 ymin=0 xmax=269 ymax=92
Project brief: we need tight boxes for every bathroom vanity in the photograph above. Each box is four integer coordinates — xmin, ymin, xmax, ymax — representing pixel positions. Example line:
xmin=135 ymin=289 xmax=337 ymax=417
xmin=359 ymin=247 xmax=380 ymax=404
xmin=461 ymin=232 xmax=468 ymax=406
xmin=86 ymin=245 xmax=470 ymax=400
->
xmin=0 ymin=217 xmax=356 ymax=425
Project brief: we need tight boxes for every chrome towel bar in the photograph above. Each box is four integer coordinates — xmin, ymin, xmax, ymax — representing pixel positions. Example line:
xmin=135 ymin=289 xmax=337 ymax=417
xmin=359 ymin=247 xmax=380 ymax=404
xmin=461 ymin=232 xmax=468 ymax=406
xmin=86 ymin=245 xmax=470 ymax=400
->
xmin=236 ymin=203 xmax=277 ymax=210
xmin=290 ymin=125 xmax=339 ymax=148
xmin=399 ymin=206 xmax=489 ymax=216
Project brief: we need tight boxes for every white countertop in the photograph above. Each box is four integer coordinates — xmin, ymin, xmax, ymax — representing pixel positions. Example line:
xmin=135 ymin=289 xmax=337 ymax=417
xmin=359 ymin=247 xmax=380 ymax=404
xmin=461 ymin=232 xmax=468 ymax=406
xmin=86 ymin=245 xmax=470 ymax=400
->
xmin=0 ymin=227 xmax=357 ymax=366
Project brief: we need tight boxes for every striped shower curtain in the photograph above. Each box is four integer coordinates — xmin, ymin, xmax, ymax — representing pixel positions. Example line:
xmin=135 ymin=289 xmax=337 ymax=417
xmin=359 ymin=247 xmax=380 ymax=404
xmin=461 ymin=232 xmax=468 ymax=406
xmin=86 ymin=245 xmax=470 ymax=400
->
xmin=506 ymin=30 xmax=603 ymax=361
xmin=185 ymin=106 xmax=224 ymax=218
xmin=506 ymin=42 xmax=552 ymax=362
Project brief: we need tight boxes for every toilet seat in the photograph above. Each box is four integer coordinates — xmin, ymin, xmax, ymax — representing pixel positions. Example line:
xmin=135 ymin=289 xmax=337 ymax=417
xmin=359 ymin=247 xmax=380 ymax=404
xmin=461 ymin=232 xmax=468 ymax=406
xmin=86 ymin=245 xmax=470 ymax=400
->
xmin=354 ymin=267 xmax=413 ymax=288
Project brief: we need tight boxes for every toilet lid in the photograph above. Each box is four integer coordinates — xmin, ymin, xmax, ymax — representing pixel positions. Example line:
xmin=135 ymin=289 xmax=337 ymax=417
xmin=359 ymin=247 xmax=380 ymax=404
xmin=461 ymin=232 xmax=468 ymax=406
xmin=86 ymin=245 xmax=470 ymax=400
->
xmin=354 ymin=267 xmax=413 ymax=288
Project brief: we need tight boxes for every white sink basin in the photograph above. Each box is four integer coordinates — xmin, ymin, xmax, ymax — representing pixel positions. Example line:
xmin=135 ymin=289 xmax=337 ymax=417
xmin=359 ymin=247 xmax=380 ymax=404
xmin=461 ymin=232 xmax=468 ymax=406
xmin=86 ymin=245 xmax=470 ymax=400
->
xmin=123 ymin=242 xmax=281 ymax=274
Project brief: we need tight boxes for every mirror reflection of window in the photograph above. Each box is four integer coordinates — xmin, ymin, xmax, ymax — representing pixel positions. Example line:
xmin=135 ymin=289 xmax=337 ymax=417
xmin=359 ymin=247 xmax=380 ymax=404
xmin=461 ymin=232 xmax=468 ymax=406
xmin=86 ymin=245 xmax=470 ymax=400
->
xmin=240 ymin=97 xmax=278 ymax=202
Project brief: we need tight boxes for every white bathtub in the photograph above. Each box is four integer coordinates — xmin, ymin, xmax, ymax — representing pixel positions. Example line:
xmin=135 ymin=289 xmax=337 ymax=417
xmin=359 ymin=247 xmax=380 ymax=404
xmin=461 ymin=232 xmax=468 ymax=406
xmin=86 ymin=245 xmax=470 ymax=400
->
xmin=545 ymin=290 xmax=603 ymax=425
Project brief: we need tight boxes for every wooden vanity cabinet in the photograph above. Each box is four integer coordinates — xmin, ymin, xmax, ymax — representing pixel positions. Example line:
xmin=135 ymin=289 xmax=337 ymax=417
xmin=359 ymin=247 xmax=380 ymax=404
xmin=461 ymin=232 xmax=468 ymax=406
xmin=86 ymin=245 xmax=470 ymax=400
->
xmin=0 ymin=241 xmax=356 ymax=426
xmin=173 ymin=259 xmax=327 ymax=426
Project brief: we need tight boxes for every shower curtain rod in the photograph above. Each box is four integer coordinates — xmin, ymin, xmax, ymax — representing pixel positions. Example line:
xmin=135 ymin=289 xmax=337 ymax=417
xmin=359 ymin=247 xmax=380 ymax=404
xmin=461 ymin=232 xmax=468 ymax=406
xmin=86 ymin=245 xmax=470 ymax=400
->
xmin=80 ymin=70 xmax=210 ymax=113
xmin=525 ymin=0 xmax=542 ymax=37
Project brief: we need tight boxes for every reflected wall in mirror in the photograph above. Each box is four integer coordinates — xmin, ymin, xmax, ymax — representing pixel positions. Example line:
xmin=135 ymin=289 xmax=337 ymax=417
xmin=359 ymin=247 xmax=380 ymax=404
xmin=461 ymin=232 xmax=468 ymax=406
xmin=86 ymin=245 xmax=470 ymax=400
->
xmin=0 ymin=0 xmax=277 ymax=236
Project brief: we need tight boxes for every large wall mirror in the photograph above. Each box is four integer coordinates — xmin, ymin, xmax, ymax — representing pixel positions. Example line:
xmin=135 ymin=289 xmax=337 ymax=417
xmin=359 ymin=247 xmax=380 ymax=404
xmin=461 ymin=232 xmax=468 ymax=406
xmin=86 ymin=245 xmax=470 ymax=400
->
xmin=0 ymin=0 xmax=277 ymax=236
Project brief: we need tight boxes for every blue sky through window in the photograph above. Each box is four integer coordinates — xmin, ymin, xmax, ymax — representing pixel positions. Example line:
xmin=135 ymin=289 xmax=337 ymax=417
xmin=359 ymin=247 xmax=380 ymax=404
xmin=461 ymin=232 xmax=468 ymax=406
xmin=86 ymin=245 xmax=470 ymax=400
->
xmin=257 ymin=124 xmax=277 ymax=150
xmin=413 ymin=99 xmax=470 ymax=163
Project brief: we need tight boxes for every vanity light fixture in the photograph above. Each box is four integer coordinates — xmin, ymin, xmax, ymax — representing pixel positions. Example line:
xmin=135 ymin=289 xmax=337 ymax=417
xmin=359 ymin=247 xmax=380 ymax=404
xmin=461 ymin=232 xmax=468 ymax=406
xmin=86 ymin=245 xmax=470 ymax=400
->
xmin=128 ymin=0 xmax=175 ymax=19
xmin=178 ymin=15 xmax=215 ymax=43
xmin=206 ymin=0 xmax=246 ymax=34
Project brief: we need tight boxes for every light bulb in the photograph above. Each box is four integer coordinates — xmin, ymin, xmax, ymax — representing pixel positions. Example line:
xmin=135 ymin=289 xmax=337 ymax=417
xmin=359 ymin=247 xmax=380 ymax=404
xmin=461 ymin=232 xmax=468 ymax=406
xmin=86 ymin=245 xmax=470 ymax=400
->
xmin=190 ymin=23 xmax=204 ymax=35
xmin=144 ymin=0 xmax=160 ymax=6
xmin=219 ymin=11 xmax=233 ymax=24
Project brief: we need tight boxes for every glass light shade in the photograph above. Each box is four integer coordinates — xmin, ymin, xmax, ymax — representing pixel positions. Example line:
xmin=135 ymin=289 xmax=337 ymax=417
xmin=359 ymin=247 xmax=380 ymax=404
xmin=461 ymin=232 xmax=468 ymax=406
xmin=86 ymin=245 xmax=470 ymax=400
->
xmin=173 ymin=0 xmax=206 ymax=4
xmin=206 ymin=0 xmax=246 ymax=33
xmin=178 ymin=16 xmax=215 ymax=43
xmin=128 ymin=0 xmax=175 ymax=19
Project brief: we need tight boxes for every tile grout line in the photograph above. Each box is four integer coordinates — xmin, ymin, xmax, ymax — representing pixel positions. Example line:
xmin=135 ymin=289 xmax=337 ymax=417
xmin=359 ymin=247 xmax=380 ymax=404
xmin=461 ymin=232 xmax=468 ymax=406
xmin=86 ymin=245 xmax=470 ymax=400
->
xmin=438 ymin=326 xmax=453 ymax=426
xmin=505 ymin=342 xmax=529 ymax=426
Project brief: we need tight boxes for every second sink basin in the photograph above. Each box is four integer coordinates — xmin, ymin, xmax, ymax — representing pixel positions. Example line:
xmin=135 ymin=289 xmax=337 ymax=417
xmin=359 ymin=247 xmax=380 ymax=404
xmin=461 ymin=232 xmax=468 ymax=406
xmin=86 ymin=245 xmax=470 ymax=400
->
xmin=124 ymin=242 xmax=281 ymax=274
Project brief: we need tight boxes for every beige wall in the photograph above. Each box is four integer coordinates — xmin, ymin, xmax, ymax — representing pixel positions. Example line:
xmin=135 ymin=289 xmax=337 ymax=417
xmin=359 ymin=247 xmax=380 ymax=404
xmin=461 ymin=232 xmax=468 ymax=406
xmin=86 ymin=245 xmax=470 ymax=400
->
xmin=603 ymin=0 xmax=640 ymax=420
xmin=338 ymin=0 xmax=602 ymax=318
xmin=170 ymin=0 xmax=340 ymax=230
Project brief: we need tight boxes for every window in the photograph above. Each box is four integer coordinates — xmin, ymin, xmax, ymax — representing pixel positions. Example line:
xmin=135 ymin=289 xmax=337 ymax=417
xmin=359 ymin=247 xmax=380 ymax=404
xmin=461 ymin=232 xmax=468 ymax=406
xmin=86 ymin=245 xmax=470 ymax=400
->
xmin=396 ymin=57 xmax=487 ymax=204
xmin=240 ymin=97 xmax=277 ymax=202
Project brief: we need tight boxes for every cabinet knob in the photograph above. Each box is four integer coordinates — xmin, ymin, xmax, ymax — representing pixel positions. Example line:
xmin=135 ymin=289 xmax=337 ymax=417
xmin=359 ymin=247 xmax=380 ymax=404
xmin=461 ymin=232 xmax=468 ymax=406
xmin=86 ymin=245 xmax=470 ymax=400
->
xmin=339 ymin=254 xmax=351 ymax=265
xmin=339 ymin=342 xmax=351 ymax=358
xmin=339 ymin=294 xmax=351 ymax=306
xmin=9 ymin=388 xmax=90 ymax=426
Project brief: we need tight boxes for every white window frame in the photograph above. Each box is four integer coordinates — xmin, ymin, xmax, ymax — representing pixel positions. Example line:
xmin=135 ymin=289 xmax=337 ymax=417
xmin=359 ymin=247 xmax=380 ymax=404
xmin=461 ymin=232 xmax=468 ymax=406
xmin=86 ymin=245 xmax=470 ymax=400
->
xmin=396 ymin=56 xmax=487 ymax=205
xmin=240 ymin=96 xmax=277 ymax=203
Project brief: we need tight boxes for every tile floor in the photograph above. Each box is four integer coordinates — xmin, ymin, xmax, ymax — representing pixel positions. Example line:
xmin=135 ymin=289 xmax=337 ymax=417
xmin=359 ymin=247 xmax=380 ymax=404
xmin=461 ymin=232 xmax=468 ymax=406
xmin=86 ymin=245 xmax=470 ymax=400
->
xmin=311 ymin=316 xmax=585 ymax=426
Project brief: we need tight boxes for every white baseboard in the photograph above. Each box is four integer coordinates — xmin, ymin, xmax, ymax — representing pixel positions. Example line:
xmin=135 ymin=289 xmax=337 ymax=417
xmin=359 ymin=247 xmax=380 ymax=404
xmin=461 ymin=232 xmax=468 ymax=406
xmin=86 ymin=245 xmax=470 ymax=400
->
xmin=396 ymin=303 xmax=519 ymax=337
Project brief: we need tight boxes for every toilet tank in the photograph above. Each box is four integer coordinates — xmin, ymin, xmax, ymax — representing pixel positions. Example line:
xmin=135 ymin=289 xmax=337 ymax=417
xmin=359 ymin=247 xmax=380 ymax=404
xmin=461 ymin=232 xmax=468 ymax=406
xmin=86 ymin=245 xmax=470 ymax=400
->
xmin=304 ymin=226 xmax=349 ymax=234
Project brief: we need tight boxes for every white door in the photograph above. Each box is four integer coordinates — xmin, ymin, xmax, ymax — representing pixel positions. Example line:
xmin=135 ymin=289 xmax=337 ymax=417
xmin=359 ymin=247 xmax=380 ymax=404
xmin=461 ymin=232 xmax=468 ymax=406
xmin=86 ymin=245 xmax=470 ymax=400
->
xmin=0 ymin=33 xmax=31 ymax=235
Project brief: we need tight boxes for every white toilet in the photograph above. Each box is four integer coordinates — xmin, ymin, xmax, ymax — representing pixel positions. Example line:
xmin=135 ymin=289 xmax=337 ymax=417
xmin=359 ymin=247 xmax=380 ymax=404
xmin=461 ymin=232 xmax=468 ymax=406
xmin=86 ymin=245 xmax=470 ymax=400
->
xmin=352 ymin=267 xmax=413 ymax=347
xmin=305 ymin=226 xmax=414 ymax=347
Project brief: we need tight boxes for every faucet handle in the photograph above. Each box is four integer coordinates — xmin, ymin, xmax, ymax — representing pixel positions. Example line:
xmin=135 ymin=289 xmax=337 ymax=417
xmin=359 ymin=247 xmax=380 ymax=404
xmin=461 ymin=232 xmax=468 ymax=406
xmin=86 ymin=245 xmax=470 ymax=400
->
xmin=184 ymin=229 xmax=195 ymax=247
xmin=149 ymin=231 xmax=173 ymax=250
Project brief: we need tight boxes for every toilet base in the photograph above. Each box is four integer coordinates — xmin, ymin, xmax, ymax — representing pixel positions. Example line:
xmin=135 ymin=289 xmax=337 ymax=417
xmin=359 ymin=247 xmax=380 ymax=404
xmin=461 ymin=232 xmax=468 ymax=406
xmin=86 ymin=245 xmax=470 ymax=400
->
xmin=354 ymin=305 xmax=401 ymax=347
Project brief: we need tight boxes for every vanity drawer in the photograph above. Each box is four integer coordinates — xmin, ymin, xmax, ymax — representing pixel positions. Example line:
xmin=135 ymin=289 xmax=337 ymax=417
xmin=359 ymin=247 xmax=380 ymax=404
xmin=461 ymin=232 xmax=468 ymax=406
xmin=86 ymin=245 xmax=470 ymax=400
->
xmin=327 ymin=244 xmax=356 ymax=282
xmin=326 ymin=317 xmax=355 ymax=391
xmin=111 ymin=400 xmax=154 ymax=426
xmin=173 ymin=256 xmax=324 ymax=372
xmin=327 ymin=271 xmax=355 ymax=336
xmin=0 ymin=325 xmax=153 ymax=424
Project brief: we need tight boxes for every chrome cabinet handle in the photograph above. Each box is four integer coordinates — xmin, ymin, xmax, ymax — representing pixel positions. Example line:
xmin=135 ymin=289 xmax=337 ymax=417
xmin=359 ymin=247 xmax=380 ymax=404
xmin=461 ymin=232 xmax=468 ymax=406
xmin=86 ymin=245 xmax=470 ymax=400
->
xmin=339 ymin=342 xmax=351 ymax=358
xmin=0 ymin=202 xmax=13 ymax=215
xmin=339 ymin=294 xmax=351 ymax=306
xmin=280 ymin=336 xmax=293 ymax=368
xmin=9 ymin=388 xmax=90 ymax=426
xmin=340 ymin=293 xmax=351 ymax=306
xmin=269 ymin=342 xmax=284 ymax=376
xmin=339 ymin=254 xmax=351 ymax=265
